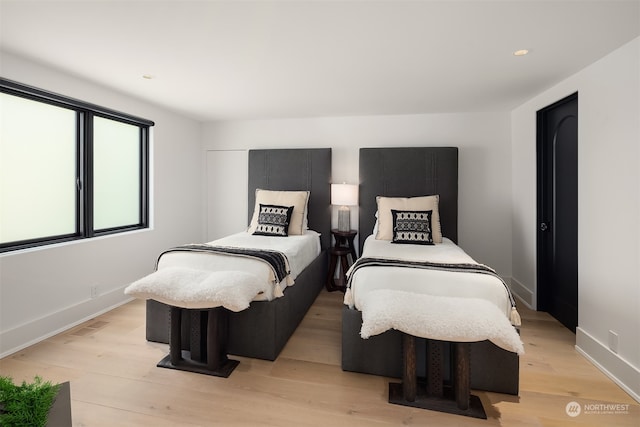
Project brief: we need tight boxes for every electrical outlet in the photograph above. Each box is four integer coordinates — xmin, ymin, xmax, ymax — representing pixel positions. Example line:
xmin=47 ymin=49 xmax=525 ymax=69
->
xmin=608 ymin=330 xmax=618 ymax=354
xmin=90 ymin=285 xmax=99 ymax=299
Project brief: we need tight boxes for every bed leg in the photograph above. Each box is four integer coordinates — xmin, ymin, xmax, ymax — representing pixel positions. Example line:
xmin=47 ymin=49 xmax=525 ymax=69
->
xmin=454 ymin=342 xmax=470 ymax=410
xmin=402 ymin=334 xmax=417 ymax=402
xmin=427 ymin=340 xmax=443 ymax=397
xmin=190 ymin=311 xmax=206 ymax=362
xmin=158 ymin=306 xmax=239 ymax=377
xmin=207 ymin=308 xmax=229 ymax=371
xmin=169 ymin=306 xmax=182 ymax=364
xmin=388 ymin=337 xmax=486 ymax=419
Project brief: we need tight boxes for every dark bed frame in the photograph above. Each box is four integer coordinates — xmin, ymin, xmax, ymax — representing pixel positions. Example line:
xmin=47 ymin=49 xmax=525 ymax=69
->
xmin=341 ymin=147 xmax=520 ymax=395
xmin=146 ymin=148 xmax=331 ymax=361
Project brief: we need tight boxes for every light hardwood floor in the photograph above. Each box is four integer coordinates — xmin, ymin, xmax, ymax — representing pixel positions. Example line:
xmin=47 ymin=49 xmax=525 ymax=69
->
xmin=1 ymin=290 xmax=638 ymax=426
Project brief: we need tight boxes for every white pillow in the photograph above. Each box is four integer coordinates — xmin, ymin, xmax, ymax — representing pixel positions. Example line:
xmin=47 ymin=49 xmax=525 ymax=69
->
xmin=248 ymin=189 xmax=310 ymax=235
xmin=375 ymin=195 xmax=442 ymax=243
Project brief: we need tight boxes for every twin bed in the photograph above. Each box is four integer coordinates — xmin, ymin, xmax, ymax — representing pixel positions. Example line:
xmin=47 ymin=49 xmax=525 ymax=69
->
xmin=130 ymin=146 xmax=520 ymax=403
xmin=341 ymin=147 xmax=521 ymax=397
xmin=139 ymin=148 xmax=331 ymax=362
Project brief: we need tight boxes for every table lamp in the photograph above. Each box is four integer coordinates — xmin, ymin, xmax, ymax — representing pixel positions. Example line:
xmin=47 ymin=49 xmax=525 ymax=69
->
xmin=331 ymin=183 xmax=358 ymax=232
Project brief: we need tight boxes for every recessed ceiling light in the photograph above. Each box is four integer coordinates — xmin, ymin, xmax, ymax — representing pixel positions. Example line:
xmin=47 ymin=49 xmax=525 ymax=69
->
xmin=142 ymin=74 xmax=155 ymax=79
xmin=513 ymin=49 xmax=529 ymax=56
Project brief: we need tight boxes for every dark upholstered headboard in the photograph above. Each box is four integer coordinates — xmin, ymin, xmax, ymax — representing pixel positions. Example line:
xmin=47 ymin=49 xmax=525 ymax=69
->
xmin=359 ymin=147 xmax=458 ymax=254
xmin=248 ymin=148 xmax=332 ymax=250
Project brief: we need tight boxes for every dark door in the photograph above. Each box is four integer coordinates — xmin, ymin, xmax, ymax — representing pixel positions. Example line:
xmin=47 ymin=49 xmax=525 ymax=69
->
xmin=537 ymin=93 xmax=578 ymax=333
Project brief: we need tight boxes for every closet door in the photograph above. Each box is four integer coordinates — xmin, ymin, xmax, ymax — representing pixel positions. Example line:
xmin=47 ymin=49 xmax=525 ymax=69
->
xmin=537 ymin=93 xmax=579 ymax=333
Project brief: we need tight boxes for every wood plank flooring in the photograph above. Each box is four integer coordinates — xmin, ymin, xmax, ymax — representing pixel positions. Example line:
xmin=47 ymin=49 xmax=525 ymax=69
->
xmin=1 ymin=290 xmax=638 ymax=426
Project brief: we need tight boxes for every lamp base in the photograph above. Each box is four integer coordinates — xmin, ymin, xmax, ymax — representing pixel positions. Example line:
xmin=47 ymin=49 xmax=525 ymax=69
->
xmin=338 ymin=206 xmax=351 ymax=232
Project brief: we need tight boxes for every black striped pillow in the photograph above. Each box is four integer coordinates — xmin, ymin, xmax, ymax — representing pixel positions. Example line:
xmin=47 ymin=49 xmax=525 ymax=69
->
xmin=252 ymin=204 xmax=294 ymax=237
xmin=391 ymin=210 xmax=434 ymax=245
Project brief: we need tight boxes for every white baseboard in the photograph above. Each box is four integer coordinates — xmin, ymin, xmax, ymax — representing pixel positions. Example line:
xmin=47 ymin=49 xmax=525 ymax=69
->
xmin=0 ymin=286 xmax=133 ymax=359
xmin=508 ymin=276 xmax=534 ymax=308
xmin=576 ymin=327 xmax=640 ymax=403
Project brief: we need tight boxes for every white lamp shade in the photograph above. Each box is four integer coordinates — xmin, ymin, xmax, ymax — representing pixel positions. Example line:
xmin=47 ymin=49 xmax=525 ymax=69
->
xmin=331 ymin=184 xmax=358 ymax=206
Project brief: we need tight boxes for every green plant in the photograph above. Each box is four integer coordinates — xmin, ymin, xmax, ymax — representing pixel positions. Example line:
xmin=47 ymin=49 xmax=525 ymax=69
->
xmin=0 ymin=375 xmax=60 ymax=427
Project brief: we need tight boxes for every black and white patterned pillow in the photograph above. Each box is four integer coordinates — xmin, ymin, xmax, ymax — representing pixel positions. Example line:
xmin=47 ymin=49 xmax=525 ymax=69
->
xmin=391 ymin=209 xmax=434 ymax=245
xmin=252 ymin=204 xmax=294 ymax=237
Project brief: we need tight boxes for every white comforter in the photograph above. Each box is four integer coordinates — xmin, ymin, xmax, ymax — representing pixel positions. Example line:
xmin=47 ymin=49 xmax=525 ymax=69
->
xmin=359 ymin=290 xmax=524 ymax=354
xmin=124 ymin=231 xmax=321 ymax=311
xmin=346 ymin=236 xmax=513 ymax=318
xmin=157 ymin=231 xmax=321 ymax=301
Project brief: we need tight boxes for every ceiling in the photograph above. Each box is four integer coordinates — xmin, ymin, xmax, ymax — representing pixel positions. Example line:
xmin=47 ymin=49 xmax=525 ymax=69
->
xmin=1 ymin=1 xmax=639 ymax=122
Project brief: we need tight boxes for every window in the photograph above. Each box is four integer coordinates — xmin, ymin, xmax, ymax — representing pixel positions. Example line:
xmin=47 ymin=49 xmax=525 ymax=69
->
xmin=0 ymin=78 xmax=153 ymax=252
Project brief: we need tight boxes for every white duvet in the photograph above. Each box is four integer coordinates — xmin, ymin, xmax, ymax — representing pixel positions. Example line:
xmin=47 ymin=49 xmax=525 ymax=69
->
xmin=346 ymin=236 xmax=513 ymax=318
xmin=159 ymin=231 xmax=320 ymax=299
xmin=359 ymin=290 xmax=524 ymax=354
xmin=345 ymin=236 xmax=523 ymax=353
xmin=125 ymin=231 xmax=321 ymax=311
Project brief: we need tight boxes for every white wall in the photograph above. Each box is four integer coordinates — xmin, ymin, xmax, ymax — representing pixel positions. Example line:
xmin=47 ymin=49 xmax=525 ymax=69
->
xmin=0 ymin=52 xmax=204 ymax=356
xmin=511 ymin=37 xmax=640 ymax=400
xmin=205 ymin=150 xmax=248 ymax=240
xmin=202 ymin=112 xmax=513 ymax=276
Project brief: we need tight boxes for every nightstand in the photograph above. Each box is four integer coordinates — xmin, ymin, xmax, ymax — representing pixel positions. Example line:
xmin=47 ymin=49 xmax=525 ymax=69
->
xmin=326 ymin=229 xmax=358 ymax=292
